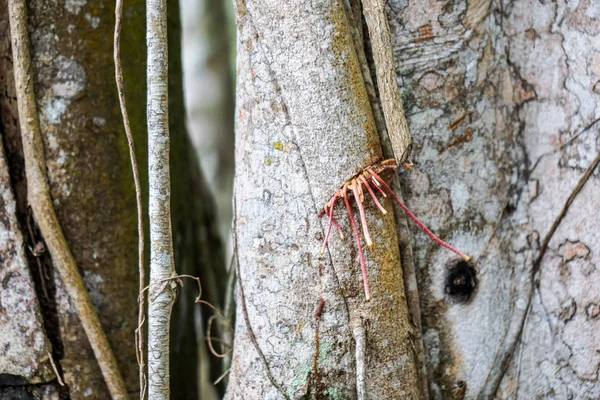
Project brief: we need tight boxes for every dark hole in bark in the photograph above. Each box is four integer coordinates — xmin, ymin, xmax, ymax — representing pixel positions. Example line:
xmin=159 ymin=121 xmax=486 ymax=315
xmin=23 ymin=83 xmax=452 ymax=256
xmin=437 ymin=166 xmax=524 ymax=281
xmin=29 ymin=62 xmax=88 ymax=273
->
xmin=0 ymin=387 xmax=36 ymax=400
xmin=444 ymin=258 xmax=478 ymax=304
xmin=0 ymin=374 xmax=28 ymax=386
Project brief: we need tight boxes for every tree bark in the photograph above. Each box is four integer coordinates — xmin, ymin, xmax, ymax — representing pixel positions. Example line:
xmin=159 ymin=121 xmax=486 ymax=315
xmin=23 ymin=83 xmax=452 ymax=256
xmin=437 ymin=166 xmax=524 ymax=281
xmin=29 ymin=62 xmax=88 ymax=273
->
xmin=0 ymin=0 xmax=224 ymax=398
xmin=227 ymin=0 xmax=420 ymax=398
xmin=386 ymin=0 xmax=600 ymax=398
xmin=227 ymin=0 xmax=600 ymax=399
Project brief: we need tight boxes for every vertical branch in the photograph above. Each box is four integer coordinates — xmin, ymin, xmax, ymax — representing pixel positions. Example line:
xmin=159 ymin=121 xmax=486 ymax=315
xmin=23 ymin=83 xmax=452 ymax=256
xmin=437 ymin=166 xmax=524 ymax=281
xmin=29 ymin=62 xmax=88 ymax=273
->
xmin=8 ymin=1 xmax=129 ymax=399
xmin=352 ymin=319 xmax=367 ymax=400
xmin=361 ymin=0 xmax=412 ymax=165
xmin=114 ymin=0 xmax=146 ymax=398
xmin=147 ymin=0 xmax=177 ymax=397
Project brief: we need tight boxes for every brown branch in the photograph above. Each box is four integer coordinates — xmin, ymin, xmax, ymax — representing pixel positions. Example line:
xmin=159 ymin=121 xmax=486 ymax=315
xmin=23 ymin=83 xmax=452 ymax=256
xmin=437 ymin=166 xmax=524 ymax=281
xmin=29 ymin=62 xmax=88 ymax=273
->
xmin=8 ymin=1 xmax=129 ymax=398
xmin=47 ymin=351 xmax=65 ymax=386
xmin=113 ymin=0 xmax=146 ymax=398
xmin=361 ymin=0 xmax=412 ymax=165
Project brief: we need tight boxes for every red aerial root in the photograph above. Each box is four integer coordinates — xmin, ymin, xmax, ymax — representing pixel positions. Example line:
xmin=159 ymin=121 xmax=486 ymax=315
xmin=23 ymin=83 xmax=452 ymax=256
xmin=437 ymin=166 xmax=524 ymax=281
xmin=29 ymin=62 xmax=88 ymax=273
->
xmin=319 ymin=159 xmax=471 ymax=301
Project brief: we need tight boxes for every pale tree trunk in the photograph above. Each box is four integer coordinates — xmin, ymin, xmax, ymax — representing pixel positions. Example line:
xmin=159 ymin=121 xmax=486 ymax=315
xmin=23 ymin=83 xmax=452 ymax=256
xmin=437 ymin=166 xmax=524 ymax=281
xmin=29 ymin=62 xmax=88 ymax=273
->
xmin=147 ymin=0 xmax=177 ymax=397
xmin=228 ymin=0 xmax=420 ymax=398
xmin=0 ymin=0 xmax=224 ymax=398
xmin=388 ymin=1 xmax=600 ymax=398
xmin=227 ymin=0 xmax=600 ymax=399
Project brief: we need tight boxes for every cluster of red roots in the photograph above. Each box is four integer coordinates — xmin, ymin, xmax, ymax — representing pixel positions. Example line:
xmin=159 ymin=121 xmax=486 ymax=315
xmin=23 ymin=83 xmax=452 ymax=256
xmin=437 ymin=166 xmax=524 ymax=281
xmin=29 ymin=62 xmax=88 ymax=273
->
xmin=320 ymin=159 xmax=471 ymax=301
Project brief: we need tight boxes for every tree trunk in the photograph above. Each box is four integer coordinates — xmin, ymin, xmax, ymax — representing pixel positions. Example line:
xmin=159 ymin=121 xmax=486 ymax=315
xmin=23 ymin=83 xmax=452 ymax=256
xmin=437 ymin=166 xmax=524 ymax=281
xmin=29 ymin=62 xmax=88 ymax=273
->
xmin=0 ymin=0 xmax=224 ymax=398
xmin=227 ymin=0 xmax=600 ymax=399
xmin=388 ymin=1 xmax=600 ymax=398
xmin=227 ymin=0 xmax=421 ymax=398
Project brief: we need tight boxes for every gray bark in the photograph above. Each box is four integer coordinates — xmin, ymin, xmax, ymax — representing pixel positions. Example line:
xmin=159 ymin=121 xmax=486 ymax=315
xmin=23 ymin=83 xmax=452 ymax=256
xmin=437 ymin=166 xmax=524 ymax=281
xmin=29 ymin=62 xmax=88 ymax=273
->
xmin=0 ymin=109 xmax=54 ymax=385
xmin=0 ymin=2 xmax=54 ymax=385
xmin=227 ymin=0 xmax=600 ymax=399
xmin=147 ymin=0 xmax=177 ymax=397
xmin=387 ymin=0 xmax=600 ymax=398
xmin=227 ymin=0 xmax=420 ymax=398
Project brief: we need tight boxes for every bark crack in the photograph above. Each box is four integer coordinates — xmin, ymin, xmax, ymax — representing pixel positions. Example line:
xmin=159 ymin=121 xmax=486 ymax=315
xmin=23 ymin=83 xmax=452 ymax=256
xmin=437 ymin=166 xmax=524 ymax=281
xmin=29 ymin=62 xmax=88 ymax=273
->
xmin=529 ymin=116 xmax=600 ymax=175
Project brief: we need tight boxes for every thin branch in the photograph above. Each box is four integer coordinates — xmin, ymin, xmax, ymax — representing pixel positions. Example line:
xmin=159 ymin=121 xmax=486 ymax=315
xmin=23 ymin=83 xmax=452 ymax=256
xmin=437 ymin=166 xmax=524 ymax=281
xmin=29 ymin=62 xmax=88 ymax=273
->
xmin=8 ymin=2 xmax=130 ymax=399
xmin=361 ymin=0 xmax=412 ymax=165
xmin=213 ymin=368 xmax=231 ymax=386
xmin=146 ymin=0 xmax=177 ymax=397
xmin=533 ymin=151 xmax=600 ymax=275
xmin=47 ymin=352 xmax=65 ymax=387
xmin=478 ymin=150 xmax=600 ymax=399
xmin=529 ymin=117 xmax=600 ymax=174
xmin=114 ymin=1 xmax=146 ymax=398
xmin=352 ymin=319 xmax=367 ymax=400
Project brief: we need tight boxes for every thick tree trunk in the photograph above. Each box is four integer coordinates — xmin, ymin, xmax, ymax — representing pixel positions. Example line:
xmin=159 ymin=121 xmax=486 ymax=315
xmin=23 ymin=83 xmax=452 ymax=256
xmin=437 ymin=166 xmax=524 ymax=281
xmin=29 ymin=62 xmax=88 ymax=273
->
xmin=0 ymin=0 xmax=224 ymax=398
xmin=388 ymin=0 xmax=600 ymax=398
xmin=227 ymin=0 xmax=599 ymax=399
xmin=227 ymin=0 xmax=420 ymax=398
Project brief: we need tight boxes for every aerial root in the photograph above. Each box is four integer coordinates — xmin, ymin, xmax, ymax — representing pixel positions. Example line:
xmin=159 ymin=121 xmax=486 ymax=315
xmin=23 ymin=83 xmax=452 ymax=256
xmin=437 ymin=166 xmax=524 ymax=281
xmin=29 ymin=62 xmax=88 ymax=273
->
xmin=319 ymin=159 xmax=471 ymax=301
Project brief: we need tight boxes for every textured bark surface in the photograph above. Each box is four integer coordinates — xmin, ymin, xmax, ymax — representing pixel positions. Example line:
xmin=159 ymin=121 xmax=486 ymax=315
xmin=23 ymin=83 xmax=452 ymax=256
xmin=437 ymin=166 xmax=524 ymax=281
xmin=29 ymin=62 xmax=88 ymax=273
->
xmin=387 ymin=0 xmax=600 ymax=398
xmin=0 ymin=119 xmax=54 ymax=385
xmin=146 ymin=0 xmax=177 ymax=397
xmin=227 ymin=0 xmax=420 ymax=398
xmin=0 ymin=1 xmax=54 ymax=385
xmin=361 ymin=0 xmax=412 ymax=164
xmin=1 ymin=0 xmax=142 ymax=397
xmin=227 ymin=0 xmax=599 ymax=399
xmin=0 ymin=0 xmax=224 ymax=398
